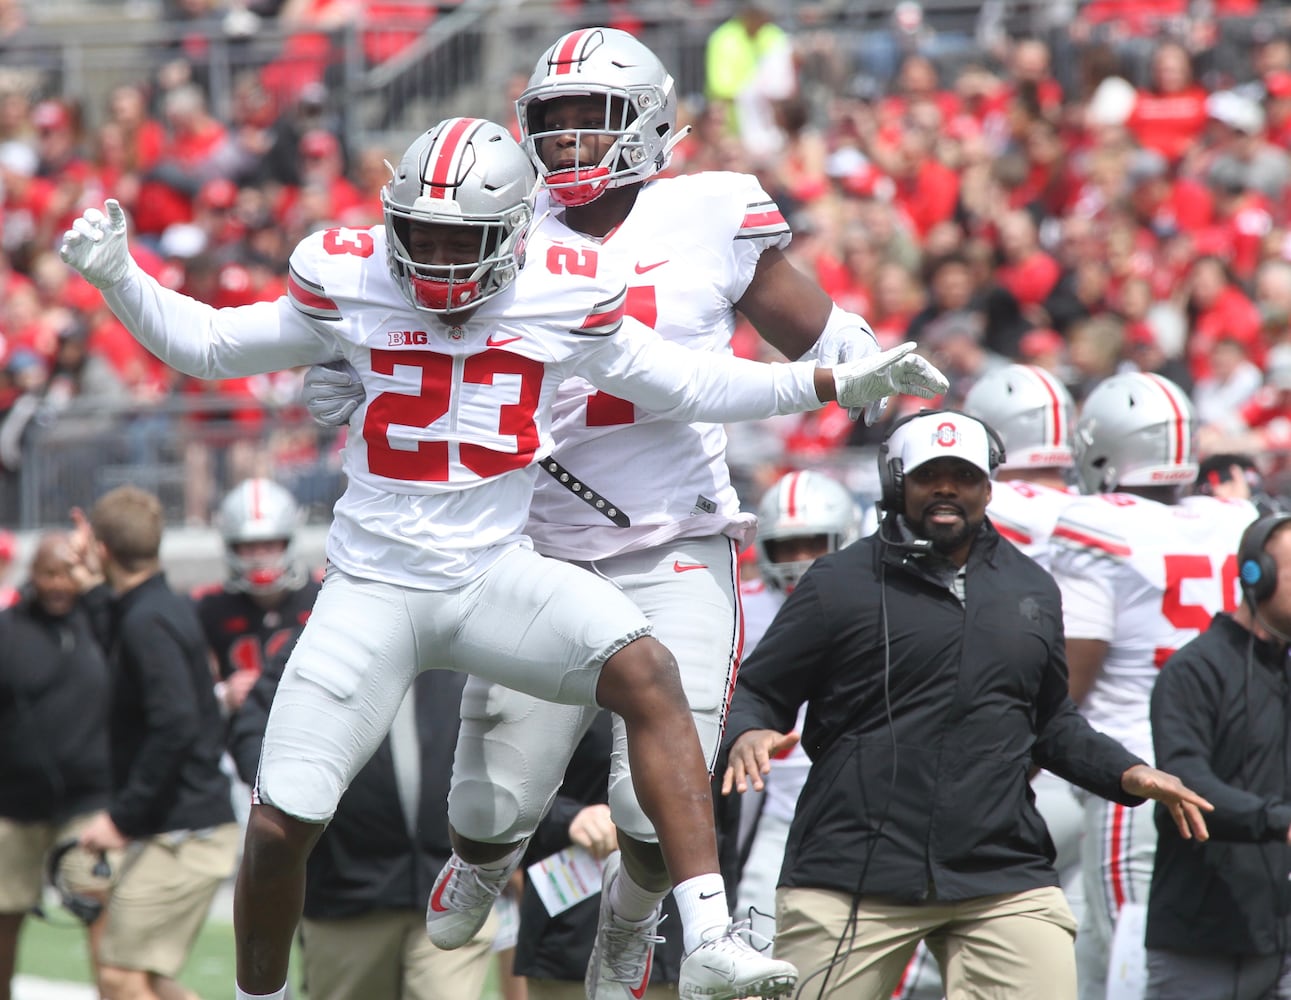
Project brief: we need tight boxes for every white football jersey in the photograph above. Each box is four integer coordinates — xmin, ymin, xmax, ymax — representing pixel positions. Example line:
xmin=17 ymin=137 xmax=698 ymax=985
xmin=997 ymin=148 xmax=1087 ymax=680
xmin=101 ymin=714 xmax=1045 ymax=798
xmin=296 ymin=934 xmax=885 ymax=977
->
xmin=525 ymin=172 xmax=794 ymax=561
xmin=102 ymin=224 xmax=823 ymax=591
xmin=987 ymin=479 xmax=1079 ymax=571
xmin=739 ymin=576 xmax=809 ymax=824
xmin=1048 ymin=493 xmax=1257 ymax=760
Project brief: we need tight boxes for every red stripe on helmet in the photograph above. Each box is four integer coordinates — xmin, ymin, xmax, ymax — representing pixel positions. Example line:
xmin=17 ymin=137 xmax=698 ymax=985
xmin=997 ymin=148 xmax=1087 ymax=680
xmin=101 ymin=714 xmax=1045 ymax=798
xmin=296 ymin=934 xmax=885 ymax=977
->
xmin=1034 ymin=368 xmax=1064 ymax=448
xmin=427 ymin=118 xmax=479 ymax=199
xmin=1146 ymin=373 xmax=1186 ymax=465
xmin=553 ymin=29 xmax=593 ymax=75
xmin=784 ymin=471 xmax=802 ymax=517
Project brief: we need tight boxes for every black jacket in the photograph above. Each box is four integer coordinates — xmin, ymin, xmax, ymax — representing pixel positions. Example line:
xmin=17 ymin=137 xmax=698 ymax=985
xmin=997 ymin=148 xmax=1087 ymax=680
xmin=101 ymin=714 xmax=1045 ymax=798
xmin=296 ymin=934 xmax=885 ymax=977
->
xmin=0 ymin=591 xmax=111 ymax=822
xmin=1147 ymin=613 xmax=1291 ymax=956
xmin=230 ymin=631 xmax=467 ymax=920
xmin=85 ymin=576 xmax=233 ymax=837
xmin=725 ymin=520 xmax=1144 ymax=904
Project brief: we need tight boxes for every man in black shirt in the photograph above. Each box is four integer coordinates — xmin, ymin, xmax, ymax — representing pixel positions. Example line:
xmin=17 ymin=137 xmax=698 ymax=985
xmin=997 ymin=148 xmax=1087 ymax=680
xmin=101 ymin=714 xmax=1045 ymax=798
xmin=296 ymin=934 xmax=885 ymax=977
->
xmin=1147 ymin=513 xmax=1291 ymax=999
xmin=0 ymin=533 xmax=111 ymax=1000
xmin=72 ymin=486 xmax=239 ymax=1000
xmin=724 ymin=410 xmax=1213 ymax=1000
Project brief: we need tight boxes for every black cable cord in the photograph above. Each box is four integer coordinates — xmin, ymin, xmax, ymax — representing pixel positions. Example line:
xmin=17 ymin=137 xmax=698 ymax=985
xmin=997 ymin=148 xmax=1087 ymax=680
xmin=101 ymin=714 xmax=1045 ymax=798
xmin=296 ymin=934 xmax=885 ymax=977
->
xmin=794 ymin=555 xmax=900 ymax=999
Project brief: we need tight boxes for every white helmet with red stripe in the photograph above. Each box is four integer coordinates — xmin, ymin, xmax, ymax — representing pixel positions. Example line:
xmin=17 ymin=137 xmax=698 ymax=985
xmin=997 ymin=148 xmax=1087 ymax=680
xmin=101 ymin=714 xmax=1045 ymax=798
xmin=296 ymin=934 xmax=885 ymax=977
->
xmin=217 ymin=478 xmax=306 ymax=595
xmin=1074 ymin=372 xmax=1198 ymax=493
xmin=755 ymin=470 xmax=864 ymax=594
xmin=517 ymin=27 xmax=678 ymax=206
xmin=963 ymin=364 xmax=1075 ymax=472
xmin=382 ymin=118 xmax=534 ymax=314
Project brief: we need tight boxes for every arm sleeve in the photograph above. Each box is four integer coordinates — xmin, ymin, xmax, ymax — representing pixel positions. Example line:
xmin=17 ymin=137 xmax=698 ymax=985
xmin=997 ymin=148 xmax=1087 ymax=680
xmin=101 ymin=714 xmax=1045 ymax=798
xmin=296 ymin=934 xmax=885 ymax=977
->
xmin=579 ymin=316 xmax=823 ymax=422
xmin=101 ymin=269 xmax=333 ymax=378
xmin=1030 ymin=581 xmax=1145 ymax=803
xmin=1151 ymin=651 xmax=1291 ymax=842
xmin=724 ymin=573 xmax=830 ymax=746
xmin=108 ymin=618 xmax=201 ymax=836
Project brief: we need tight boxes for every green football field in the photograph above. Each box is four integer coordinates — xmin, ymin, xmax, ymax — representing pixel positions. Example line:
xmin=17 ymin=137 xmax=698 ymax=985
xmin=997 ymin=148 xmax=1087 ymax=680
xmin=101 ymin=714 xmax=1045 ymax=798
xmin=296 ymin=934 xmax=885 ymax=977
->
xmin=15 ymin=905 xmax=503 ymax=1000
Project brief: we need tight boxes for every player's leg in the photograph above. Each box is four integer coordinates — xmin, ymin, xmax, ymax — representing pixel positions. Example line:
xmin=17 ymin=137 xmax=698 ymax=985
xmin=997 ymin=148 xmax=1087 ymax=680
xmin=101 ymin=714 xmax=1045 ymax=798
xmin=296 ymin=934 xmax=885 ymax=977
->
xmin=235 ymin=570 xmax=420 ymax=997
xmin=449 ymin=548 xmax=797 ymax=998
xmin=0 ymin=818 xmax=50 ymax=1000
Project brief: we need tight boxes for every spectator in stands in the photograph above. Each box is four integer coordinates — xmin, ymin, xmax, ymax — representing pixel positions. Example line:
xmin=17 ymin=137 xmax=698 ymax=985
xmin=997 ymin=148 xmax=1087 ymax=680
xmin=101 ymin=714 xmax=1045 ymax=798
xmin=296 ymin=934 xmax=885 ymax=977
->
xmin=1127 ymin=41 xmax=1209 ymax=166
xmin=0 ymin=532 xmax=112 ymax=1000
xmin=228 ymin=629 xmax=498 ymax=1000
xmin=1193 ymin=336 xmax=1264 ymax=428
xmin=704 ymin=0 xmax=796 ymax=161
xmin=907 ymin=252 xmax=979 ymax=344
xmin=71 ymin=486 xmax=239 ymax=1000
xmin=1185 ymin=254 xmax=1263 ymax=382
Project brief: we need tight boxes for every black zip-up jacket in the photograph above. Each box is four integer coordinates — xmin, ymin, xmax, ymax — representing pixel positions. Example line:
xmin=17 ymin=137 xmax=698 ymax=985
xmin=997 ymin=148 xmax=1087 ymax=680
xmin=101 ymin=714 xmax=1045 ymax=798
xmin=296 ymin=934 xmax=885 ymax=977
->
xmin=0 ymin=591 xmax=111 ymax=822
xmin=725 ymin=520 xmax=1144 ymax=903
xmin=229 ymin=632 xmax=467 ymax=920
xmin=1147 ymin=613 xmax=1291 ymax=956
xmin=85 ymin=576 xmax=233 ymax=837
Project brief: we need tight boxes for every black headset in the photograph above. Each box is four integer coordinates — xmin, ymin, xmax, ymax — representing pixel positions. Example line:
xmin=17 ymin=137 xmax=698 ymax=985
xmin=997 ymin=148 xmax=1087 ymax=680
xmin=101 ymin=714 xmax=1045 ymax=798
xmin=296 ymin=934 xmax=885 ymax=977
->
xmin=877 ymin=408 xmax=1007 ymax=513
xmin=1238 ymin=513 xmax=1291 ymax=605
xmin=43 ymin=838 xmax=111 ymax=926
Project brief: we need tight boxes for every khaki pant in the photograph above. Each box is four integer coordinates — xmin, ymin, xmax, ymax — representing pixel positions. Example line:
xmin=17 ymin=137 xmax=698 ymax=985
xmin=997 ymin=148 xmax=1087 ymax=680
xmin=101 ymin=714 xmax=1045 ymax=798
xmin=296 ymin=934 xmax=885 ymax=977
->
xmin=99 ymin=823 xmax=240 ymax=978
xmin=777 ymin=885 xmax=1078 ymax=1000
xmin=299 ymin=906 xmax=498 ymax=1000
xmin=0 ymin=814 xmax=115 ymax=913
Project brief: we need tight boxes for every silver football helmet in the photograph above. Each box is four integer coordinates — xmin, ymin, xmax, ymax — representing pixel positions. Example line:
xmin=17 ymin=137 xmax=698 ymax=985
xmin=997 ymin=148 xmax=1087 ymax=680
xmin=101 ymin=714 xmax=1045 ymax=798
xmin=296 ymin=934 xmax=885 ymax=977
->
xmin=755 ymin=471 xmax=865 ymax=594
xmin=1074 ymin=372 xmax=1198 ymax=493
xmin=963 ymin=364 xmax=1076 ymax=472
xmin=382 ymin=118 xmax=534 ymax=314
xmin=217 ymin=478 xmax=306 ymax=595
xmin=517 ymin=27 xmax=678 ymax=206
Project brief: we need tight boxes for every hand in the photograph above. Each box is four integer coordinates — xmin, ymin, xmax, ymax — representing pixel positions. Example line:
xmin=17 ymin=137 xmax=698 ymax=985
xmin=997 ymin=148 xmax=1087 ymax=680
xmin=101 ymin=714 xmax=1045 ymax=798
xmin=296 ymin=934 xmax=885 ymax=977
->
xmin=722 ymin=729 xmax=800 ymax=795
xmin=302 ymin=361 xmax=365 ymax=426
xmin=568 ymin=804 xmax=618 ymax=859
xmin=79 ymin=811 xmax=128 ymax=852
xmin=831 ymin=342 xmax=948 ymax=411
xmin=1121 ymin=763 xmax=1213 ymax=841
xmin=221 ymin=671 xmax=259 ymax=712
xmin=811 ymin=322 xmax=879 ymax=421
xmin=59 ymin=199 xmax=136 ymax=289
xmin=66 ymin=507 xmax=104 ymax=591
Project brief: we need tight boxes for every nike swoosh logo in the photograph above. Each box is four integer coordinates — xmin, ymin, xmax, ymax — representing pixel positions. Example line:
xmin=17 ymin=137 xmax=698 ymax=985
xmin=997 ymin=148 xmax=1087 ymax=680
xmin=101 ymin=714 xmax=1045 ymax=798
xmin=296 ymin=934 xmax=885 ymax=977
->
xmin=428 ymin=872 xmax=452 ymax=913
xmin=634 ymin=260 xmax=668 ymax=274
xmin=486 ymin=334 xmax=522 ymax=347
xmin=673 ymin=561 xmax=709 ymax=573
xmin=697 ymin=890 xmax=722 ymax=900
xmin=630 ymin=949 xmax=654 ymax=998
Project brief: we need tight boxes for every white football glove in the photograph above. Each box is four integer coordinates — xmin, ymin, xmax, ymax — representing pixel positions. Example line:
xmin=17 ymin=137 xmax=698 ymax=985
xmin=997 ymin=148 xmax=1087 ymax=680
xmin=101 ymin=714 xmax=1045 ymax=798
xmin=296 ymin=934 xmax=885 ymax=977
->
xmin=832 ymin=342 xmax=949 ymax=412
xmin=302 ymin=360 xmax=365 ymax=426
xmin=59 ymin=198 xmax=135 ymax=289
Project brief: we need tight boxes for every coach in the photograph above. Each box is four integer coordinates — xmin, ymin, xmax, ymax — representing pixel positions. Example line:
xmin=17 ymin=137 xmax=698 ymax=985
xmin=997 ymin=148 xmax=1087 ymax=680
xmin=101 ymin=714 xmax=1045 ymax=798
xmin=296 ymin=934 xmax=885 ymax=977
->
xmin=1146 ymin=514 xmax=1291 ymax=1000
xmin=723 ymin=409 xmax=1212 ymax=1000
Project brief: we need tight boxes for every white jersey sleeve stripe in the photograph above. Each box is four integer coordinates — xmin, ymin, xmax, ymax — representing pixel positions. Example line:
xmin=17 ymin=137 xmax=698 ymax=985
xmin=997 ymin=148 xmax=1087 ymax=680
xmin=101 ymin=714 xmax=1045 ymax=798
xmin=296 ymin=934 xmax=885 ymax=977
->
xmin=737 ymin=202 xmax=790 ymax=240
xmin=1052 ymin=523 xmax=1132 ymax=560
xmin=573 ymin=287 xmax=626 ymax=337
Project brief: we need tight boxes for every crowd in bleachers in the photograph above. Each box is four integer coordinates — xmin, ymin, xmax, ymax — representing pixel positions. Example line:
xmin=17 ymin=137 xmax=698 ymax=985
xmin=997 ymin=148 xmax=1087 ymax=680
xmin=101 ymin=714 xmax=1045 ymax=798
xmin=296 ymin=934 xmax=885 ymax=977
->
xmin=7 ymin=0 xmax=1291 ymax=525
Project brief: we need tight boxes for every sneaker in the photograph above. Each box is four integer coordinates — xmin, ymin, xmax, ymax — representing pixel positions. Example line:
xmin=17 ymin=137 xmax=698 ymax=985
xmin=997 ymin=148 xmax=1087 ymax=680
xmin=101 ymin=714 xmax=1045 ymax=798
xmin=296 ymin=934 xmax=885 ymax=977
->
xmin=585 ymin=852 xmax=666 ymax=999
xmin=679 ymin=924 xmax=798 ymax=1000
xmin=425 ymin=852 xmax=506 ymax=949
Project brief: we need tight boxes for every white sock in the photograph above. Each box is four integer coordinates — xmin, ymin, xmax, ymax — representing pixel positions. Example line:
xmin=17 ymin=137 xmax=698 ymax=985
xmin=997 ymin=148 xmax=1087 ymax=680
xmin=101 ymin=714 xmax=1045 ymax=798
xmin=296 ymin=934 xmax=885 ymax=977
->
xmin=236 ymin=986 xmax=286 ymax=1000
xmin=608 ymin=861 xmax=667 ymax=922
xmin=476 ymin=842 xmax=526 ymax=880
xmin=673 ymin=873 xmax=730 ymax=954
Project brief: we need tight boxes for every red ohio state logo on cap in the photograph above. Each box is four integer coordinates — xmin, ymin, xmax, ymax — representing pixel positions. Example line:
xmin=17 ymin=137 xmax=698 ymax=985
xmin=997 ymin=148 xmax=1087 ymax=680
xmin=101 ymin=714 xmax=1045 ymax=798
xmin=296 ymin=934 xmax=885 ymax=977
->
xmin=935 ymin=421 xmax=961 ymax=447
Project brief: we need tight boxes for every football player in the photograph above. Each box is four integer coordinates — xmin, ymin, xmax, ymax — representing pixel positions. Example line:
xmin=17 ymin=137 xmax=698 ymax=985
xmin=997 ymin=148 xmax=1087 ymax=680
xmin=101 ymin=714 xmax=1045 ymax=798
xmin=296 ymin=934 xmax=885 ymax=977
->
xmin=301 ymin=31 xmax=947 ymax=999
xmin=59 ymin=118 xmax=946 ymax=1000
xmin=1047 ymin=373 xmax=1258 ymax=1000
xmin=195 ymin=478 xmax=319 ymax=716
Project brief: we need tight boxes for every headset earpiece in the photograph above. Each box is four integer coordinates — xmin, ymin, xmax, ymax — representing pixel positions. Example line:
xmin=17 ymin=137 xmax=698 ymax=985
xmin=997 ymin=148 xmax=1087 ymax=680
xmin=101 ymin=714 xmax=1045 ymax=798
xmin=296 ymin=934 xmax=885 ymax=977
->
xmin=1238 ymin=514 xmax=1291 ymax=605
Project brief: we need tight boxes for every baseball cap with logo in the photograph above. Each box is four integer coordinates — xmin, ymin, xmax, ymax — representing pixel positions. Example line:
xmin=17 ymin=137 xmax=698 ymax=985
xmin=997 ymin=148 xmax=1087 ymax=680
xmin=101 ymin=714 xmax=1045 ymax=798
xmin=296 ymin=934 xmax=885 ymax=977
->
xmin=887 ymin=412 xmax=994 ymax=477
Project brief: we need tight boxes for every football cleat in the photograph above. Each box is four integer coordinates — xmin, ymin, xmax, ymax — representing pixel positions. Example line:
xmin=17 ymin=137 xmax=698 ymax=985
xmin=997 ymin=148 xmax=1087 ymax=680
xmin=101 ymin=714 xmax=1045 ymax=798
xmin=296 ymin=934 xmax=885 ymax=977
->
xmin=585 ymin=852 xmax=665 ymax=999
xmin=678 ymin=923 xmax=798 ymax=999
xmin=425 ymin=852 xmax=508 ymax=950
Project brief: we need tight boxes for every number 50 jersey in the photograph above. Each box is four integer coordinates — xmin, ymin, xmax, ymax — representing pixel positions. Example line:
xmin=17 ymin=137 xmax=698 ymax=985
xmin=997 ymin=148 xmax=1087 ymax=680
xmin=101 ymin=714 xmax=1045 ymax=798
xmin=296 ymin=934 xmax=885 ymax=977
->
xmin=1047 ymin=492 xmax=1257 ymax=762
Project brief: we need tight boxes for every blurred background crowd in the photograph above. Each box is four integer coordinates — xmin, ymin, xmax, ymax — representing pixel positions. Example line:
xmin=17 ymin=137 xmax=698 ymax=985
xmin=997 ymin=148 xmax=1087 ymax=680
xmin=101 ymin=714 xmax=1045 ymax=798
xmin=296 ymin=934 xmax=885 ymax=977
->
xmin=4 ymin=0 xmax=1291 ymax=532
